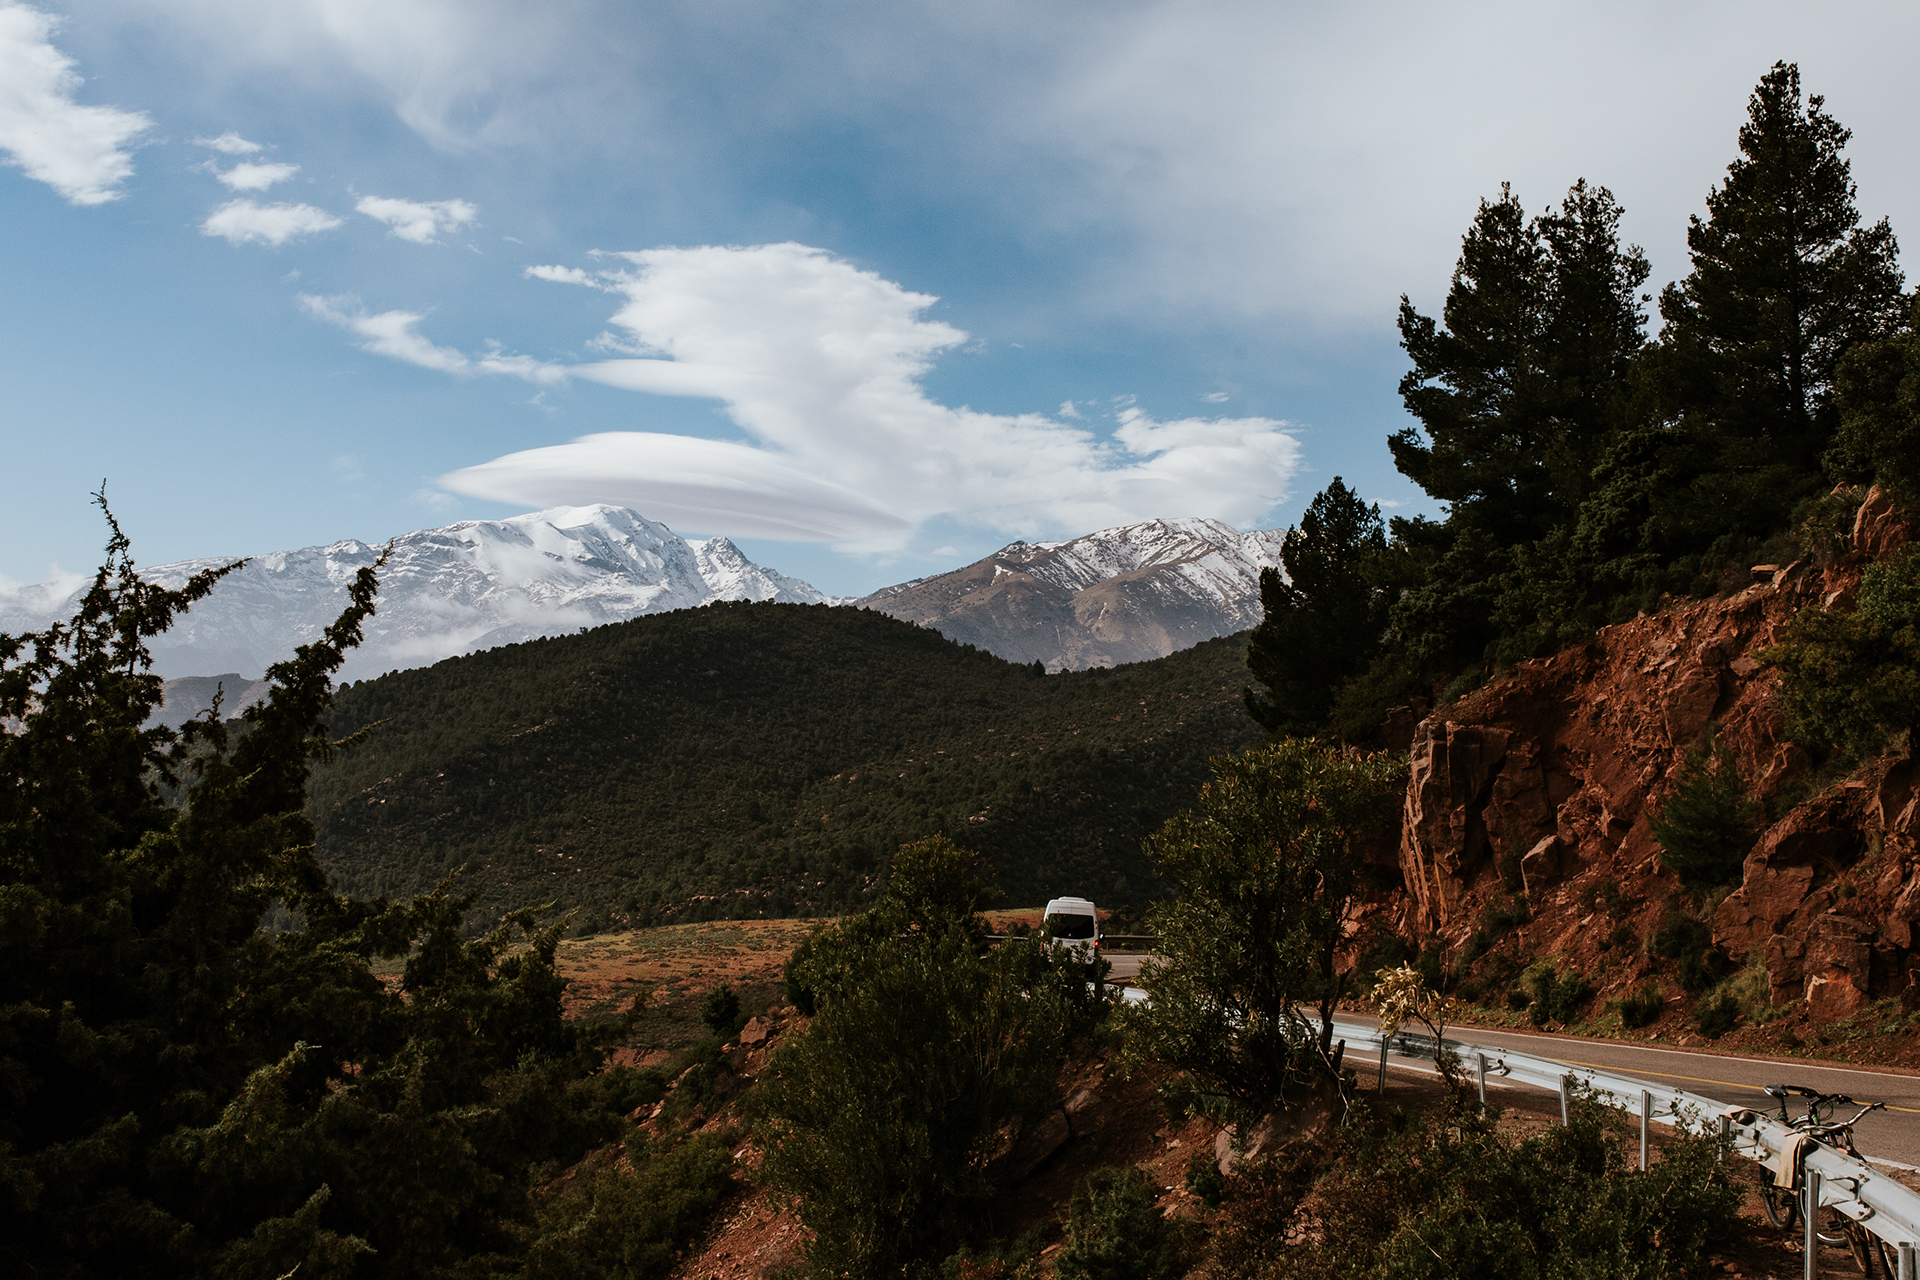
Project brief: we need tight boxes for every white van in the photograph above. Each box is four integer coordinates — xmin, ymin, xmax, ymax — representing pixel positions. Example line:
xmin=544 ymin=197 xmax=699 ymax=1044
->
xmin=1042 ymin=896 xmax=1099 ymax=962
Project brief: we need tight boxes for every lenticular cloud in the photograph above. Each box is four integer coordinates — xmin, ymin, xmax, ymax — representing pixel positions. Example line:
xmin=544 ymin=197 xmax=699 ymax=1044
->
xmin=437 ymin=242 xmax=1301 ymax=546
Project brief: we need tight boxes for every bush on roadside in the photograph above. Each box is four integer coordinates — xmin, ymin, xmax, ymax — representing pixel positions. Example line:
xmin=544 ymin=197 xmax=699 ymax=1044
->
xmin=1614 ymin=985 xmax=1665 ymax=1029
xmin=1208 ymin=1093 xmax=1740 ymax=1280
xmin=1520 ymin=960 xmax=1591 ymax=1027
xmin=1651 ymin=910 xmax=1730 ymax=995
xmin=1694 ymin=991 xmax=1740 ymax=1039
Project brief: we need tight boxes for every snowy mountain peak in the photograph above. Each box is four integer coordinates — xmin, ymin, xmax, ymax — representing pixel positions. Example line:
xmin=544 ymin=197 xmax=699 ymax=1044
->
xmin=688 ymin=536 xmax=831 ymax=605
xmin=2 ymin=506 xmax=829 ymax=683
xmin=859 ymin=515 xmax=1287 ymax=671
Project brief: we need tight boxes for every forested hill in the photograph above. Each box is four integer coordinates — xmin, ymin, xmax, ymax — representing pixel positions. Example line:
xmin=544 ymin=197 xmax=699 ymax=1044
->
xmin=309 ymin=601 xmax=1263 ymax=930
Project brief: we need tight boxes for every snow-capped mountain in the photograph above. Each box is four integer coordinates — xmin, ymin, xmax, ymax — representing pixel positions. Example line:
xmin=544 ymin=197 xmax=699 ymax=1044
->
xmin=859 ymin=517 xmax=1287 ymax=671
xmin=0 ymin=506 xmax=829 ymax=684
xmin=687 ymin=536 xmax=830 ymax=604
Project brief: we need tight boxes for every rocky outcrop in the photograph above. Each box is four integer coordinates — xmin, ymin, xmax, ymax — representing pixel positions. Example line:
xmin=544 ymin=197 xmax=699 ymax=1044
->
xmin=1389 ymin=488 xmax=1920 ymax=1020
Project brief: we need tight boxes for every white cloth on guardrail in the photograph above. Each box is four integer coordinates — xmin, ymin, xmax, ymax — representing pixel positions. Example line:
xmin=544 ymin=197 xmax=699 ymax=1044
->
xmin=1776 ymin=1130 xmax=1813 ymax=1191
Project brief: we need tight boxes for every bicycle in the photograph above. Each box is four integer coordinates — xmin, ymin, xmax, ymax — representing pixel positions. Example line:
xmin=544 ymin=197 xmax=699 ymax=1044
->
xmin=1755 ymin=1085 xmax=1895 ymax=1278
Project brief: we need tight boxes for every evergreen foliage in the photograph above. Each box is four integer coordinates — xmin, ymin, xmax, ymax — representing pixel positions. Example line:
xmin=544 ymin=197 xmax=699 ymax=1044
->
xmin=1764 ymin=543 xmax=1920 ymax=761
xmin=1208 ymin=1094 xmax=1741 ymax=1280
xmin=1244 ymin=63 xmax=1912 ymax=751
xmin=1242 ymin=478 xmax=1390 ymax=739
xmin=1055 ymin=1166 xmax=1193 ymax=1280
xmin=1650 ymin=911 xmax=1730 ymax=996
xmin=0 ymin=504 xmax=694 ymax=1279
xmin=1652 ymin=62 xmax=1906 ymax=538
xmin=1120 ymin=739 xmax=1405 ymax=1119
xmin=1394 ymin=180 xmax=1650 ymax=546
xmin=310 ymin=604 xmax=1262 ymax=931
xmin=1832 ymin=297 xmax=1920 ymax=503
xmin=757 ymin=838 xmax=1098 ymax=1280
xmin=1519 ymin=960 xmax=1591 ymax=1027
xmin=698 ymin=982 xmax=742 ymax=1037
xmin=519 ymin=1134 xmax=736 ymax=1280
xmin=1648 ymin=732 xmax=1760 ymax=889
xmin=1387 ymin=180 xmax=1650 ymax=672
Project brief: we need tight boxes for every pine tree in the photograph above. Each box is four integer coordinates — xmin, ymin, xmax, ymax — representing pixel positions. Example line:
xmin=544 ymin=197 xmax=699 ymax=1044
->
xmin=0 ymin=499 xmax=648 ymax=1279
xmin=1653 ymin=62 xmax=1905 ymax=532
xmin=1393 ymin=181 xmax=1649 ymax=544
xmin=1831 ymin=296 xmax=1920 ymax=505
xmin=1243 ymin=478 xmax=1389 ymax=738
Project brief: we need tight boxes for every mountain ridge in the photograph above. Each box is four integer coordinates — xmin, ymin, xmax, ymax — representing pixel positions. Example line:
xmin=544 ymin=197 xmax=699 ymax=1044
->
xmin=1 ymin=505 xmax=832 ymax=683
xmin=858 ymin=516 xmax=1287 ymax=671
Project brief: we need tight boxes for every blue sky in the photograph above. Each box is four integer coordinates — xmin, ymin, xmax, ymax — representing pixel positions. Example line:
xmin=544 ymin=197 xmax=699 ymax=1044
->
xmin=3 ymin=1 xmax=1916 ymax=598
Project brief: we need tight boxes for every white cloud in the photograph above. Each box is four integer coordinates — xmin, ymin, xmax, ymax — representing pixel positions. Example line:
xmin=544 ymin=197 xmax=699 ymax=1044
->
xmin=0 ymin=2 xmax=152 ymax=205
xmin=215 ymin=159 xmax=299 ymax=190
xmin=1201 ymin=391 xmax=1229 ymax=403
xmin=194 ymin=130 xmax=261 ymax=154
xmin=355 ymin=194 xmax=476 ymax=243
xmin=302 ymin=293 xmax=565 ymax=383
xmin=440 ymin=243 xmax=1300 ymax=545
xmin=525 ymin=263 xmax=596 ymax=286
xmin=201 ymin=197 xmax=341 ymax=245
xmin=1058 ymin=399 xmax=1082 ymax=419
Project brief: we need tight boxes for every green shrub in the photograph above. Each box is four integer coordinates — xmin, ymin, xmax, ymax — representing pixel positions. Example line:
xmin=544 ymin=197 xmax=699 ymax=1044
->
xmin=699 ymin=982 xmax=743 ymax=1037
xmin=1764 ymin=543 xmax=1920 ymax=763
xmin=1577 ymin=878 xmax=1629 ymax=917
xmin=521 ymin=1133 xmax=736 ymax=1280
xmin=1650 ymin=733 xmax=1759 ymax=890
xmin=1720 ymin=960 xmax=1787 ymax=1026
xmin=1206 ymin=1091 xmax=1741 ymax=1279
xmin=1184 ymin=1150 xmax=1226 ymax=1208
xmin=1651 ymin=911 xmax=1729 ymax=995
xmin=758 ymin=843 xmax=1094 ymax=1279
xmin=1695 ymin=992 xmax=1740 ymax=1039
xmin=1615 ymin=986 xmax=1664 ymax=1029
xmin=1520 ymin=961 xmax=1591 ymax=1027
xmin=1057 ymin=1166 xmax=1192 ymax=1280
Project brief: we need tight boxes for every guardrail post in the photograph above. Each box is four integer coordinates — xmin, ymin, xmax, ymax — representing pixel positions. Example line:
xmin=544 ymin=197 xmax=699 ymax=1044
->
xmin=1803 ymin=1169 xmax=1821 ymax=1280
xmin=1477 ymin=1052 xmax=1487 ymax=1105
xmin=1377 ymin=1036 xmax=1388 ymax=1091
xmin=1639 ymin=1090 xmax=1651 ymax=1170
xmin=1558 ymin=1073 xmax=1570 ymax=1125
xmin=1897 ymin=1240 xmax=1913 ymax=1280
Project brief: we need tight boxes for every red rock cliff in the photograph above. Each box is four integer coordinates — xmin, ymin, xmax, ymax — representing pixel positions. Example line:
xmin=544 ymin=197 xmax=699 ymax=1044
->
xmin=1388 ymin=487 xmax=1917 ymax=1021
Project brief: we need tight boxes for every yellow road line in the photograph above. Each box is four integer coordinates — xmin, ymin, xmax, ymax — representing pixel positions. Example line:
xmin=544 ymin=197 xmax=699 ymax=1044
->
xmin=1551 ymin=1057 xmax=1920 ymax=1115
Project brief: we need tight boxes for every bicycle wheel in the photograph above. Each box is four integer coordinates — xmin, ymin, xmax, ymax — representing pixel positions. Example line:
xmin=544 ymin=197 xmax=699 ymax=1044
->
xmin=1761 ymin=1183 xmax=1799 ymax=1230
xmin=1847 ymin=1223 xmax=1898 ymax=1279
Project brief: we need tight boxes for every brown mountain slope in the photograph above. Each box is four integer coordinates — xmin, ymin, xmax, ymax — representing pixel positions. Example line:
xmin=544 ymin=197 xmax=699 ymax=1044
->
xmin=1377 ymin=486 xmax=1919 ymax=1024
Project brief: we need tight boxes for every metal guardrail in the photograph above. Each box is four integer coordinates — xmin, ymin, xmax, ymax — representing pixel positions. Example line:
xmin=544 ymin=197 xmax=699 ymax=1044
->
xmin=1324 ymin=1016 xmax=1920 ymax=1271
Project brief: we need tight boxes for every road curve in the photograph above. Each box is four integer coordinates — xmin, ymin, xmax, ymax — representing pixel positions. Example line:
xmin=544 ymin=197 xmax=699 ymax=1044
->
xmin=1107 ymin=957 xmax=1918 ymax=1162
xmin=1333 ymin=1011 xmax=1920 ymax=1166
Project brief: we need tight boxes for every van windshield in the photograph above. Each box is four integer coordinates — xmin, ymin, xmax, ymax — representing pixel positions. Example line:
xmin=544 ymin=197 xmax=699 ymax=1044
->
xmin=1046 ymin=913 xmax=1095 ymax=940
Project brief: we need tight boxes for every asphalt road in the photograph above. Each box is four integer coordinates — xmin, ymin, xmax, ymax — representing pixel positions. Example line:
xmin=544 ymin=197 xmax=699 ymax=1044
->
xmin=1102 ymin=956 xmax=1920 ymax=1165
xmin=1336 ymin=1011 xmax=1920 ymax=1166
